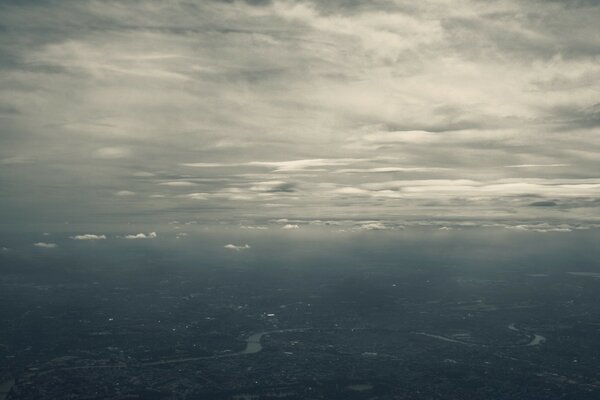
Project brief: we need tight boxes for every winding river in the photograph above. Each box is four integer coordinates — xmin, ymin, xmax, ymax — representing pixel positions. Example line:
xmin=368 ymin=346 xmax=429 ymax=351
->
xmin=416 ymin=323 xmax=546 ymax=348
xmin=143 ymin=328 xmax=304 ymax=366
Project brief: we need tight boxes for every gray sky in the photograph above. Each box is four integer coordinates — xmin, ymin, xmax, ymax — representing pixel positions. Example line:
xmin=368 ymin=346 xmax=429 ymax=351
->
xmin=1 ymin=0 xmax=599 ymax=229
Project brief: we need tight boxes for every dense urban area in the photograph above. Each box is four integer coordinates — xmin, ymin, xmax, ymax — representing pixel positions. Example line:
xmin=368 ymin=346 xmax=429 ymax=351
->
xmin=1 ymin=228 xmax=600 ymax=399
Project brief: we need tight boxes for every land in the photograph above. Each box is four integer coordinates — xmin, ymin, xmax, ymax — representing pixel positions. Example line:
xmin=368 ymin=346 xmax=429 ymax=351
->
xmin=1 ymin=232 xmax=600 ymax=399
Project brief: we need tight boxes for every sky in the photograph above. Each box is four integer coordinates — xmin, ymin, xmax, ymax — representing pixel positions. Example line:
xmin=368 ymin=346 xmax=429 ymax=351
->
xmin=1 ymin=0 xmax=599 ymax=233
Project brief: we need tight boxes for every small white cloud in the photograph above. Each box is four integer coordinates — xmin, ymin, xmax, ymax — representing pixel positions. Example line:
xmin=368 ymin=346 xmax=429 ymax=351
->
xmin=93 ymin=147 xmax=132 ymax=159
xmin=159 ymin=181 xmax=197 ymax=187
xmin=70 ymin=234 xmax=107 ymax=240
xmin=505 ymin=164 xmax=569 ymax=168
xmin=114 ymin=190 xmax=135 ymax=196
xmin=224 ymin=244 xmax=251 ymax=251
xmin=181 ymin=158 xmax=362 ymax=172
xmin=33 ymin=242 xmax=57 ymax=248
xmin=505 ymin=224 xmax=572 ymax=233
xmin=133 ymin=171 xmax=155 ymax=177
xmin=359 ymin=222 xmax=389 ymax=231
xmin=249 ymin=181 xmax=295 ymax=193
xmin=182 ymin=192 xmax=209 ymax=200
xmin=439 ymin=226 xmax=453 ymax=231
xmin=124 ymin=232 xmax=157 ymax=239
xmin=282 ymin=224 xmax=300 ymax=229
xmin=336 ymin=167 xmax=450 ymax=173
xmin=180 ymin=162 xmax=231 ymax=167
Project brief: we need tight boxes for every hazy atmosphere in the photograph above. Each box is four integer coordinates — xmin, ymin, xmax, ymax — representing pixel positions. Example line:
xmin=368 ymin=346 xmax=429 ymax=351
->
xmin=1 ymin=1 xmax=600 ymax=400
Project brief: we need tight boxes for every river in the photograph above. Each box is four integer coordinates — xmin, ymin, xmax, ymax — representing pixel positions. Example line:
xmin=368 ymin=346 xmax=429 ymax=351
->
xmin=416 ymin=323 xmax=546 ymax=348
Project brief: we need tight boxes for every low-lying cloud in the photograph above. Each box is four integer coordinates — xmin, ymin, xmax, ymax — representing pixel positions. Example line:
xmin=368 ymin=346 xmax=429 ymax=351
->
xmin=70 ymin=234 xmax=107 ymax=240
xmin=33 ymin=242 xmax=57 ymax=248
xmin=124 ymin=232 xmax=157 ymax=240
xmin=224 ymin=244 xmax=251 ymax=251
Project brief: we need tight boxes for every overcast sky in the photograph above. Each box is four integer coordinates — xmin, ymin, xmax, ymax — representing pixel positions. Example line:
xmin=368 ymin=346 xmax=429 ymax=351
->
xmin=1 ymin=0 xmax=599 ymax=229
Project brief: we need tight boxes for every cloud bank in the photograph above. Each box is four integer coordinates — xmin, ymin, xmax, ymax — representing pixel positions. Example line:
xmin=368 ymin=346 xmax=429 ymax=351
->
xmin=124 ymin=232 xmax=158 ymax=240
xmin=33 ymin=242 xmax=57 ymax=248
xmin=224 ymin=244 xmax=251 ymax=251
xmin=0 ymin=0 xmax=599 ymax=227
xmin=70 ymin=234 xmax=107 ymax=240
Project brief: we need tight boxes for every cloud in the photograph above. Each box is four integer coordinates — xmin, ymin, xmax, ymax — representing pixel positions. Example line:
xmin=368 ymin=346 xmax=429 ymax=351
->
xmin=505 ymin=224 xmax=573 ymax=233
xmin=505 ymin=164 xmax=570 ymax=168
xmin=124 ymin=232 xmax=157 ymax=239
xmin=249 ymin=180 xmax=296 ymax=192
xmin=159 ymin=181 xmax=198 ymax=187
xmin=1 ymin=156 xmax=32 ymax=165
xmin=1 ymin=0 xmax=599 ymax=226
xmin=114 ymin=190 xmax=136 ymax=197
xmin=335 ymin=167 xmax=450 ymax=174
xmin=132 ymin=171 xmax=155 ymax=177
xmin=182 ymin=193 xmax=209 ymax=200
xmin=181 ymin=159 xmax=362 ymax=172
xmin=358 ymin=222 xmax=390 ymax=231
xmin=70 ymin=234 xmax=107 ymax=240
xmin=528 ymin=201 xmax=558 ymax=207
xmin=224 ymin=243 xmax=251 ymax=251
xmin=281 ymin=224 xmax=300 ymax=229
xmin=240 ymin=225 xmax=268 ymax=230
xmin=248 ymin=159 xmax=363 ymax=172
xmin=93 ymin=147 xmax=131 ymax=159
xmin=33 ymin=242 xmax=57 ymax=248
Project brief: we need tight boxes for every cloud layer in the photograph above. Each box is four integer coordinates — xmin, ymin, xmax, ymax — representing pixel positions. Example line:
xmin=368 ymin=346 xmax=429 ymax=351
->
xmin=1 ymin=0 xmax=599 ymax=227
xmin=124 ymin=232 xmax=158 ymax=240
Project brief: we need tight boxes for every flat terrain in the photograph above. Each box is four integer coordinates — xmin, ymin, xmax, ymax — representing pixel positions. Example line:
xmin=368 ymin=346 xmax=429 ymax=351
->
xmin=1 ymin=228 xmax=599 ymax=399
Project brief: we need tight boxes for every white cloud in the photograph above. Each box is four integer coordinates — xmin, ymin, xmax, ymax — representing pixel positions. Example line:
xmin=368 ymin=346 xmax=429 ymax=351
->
xmin=181 ymin=193 xmax=209 ymax=200
xmin=180 ymin=162 xmax=231 ymax=168
xmin=505 ymin=224 xmax=573 ymax=233
xmin=335 ymin=167 xmax=450 ymax=174
xmin=132 ymin=171 xmax=155 ymax=177
xmin=224 ymin=244 xmax=251 ymax=251
xmin=114 ymin=190 xmax=135 ymax=197
xmin=124 ymin=232 xmax=157 ymax=239
xmin=505 ymin=164 xmax=570 ymax=168
xmin=159 ymin=181 xmax=197 ymax=187
xmin=70 ymin=234 xmax=107 ymax=240
xmin=248 ymin=159 xmax=363 ymax=172
xmin=358 ymin=222 xmax=390 ymax=231
xmin=33 ymin=242 xmax=57 ymax=248
xmin=282 ymin=224 xmax=300 ymax=229
xmin=181 ymin=158 xmax=363 ymax=172
xmin=249 ymin=180 xmax=295 ymax=192
xmin=93 ymin=147 xmax=131 ymax=159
